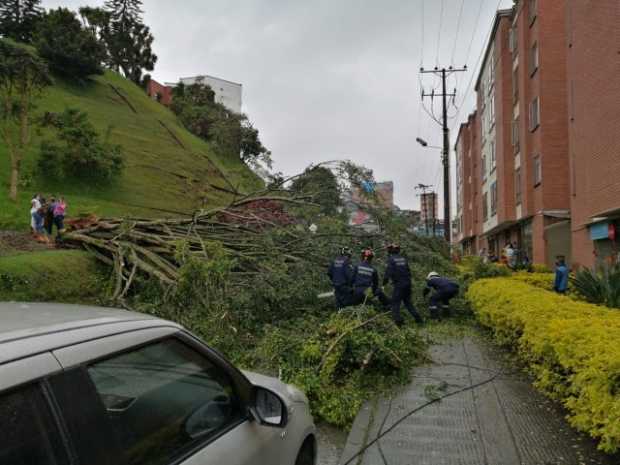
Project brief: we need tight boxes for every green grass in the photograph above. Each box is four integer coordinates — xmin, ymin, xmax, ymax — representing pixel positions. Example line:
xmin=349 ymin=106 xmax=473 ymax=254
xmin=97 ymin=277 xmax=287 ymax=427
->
xmin=0 ymin=250 xmax=107 ymax=303
xmin=1 ymin=71 xmax=262 ymax=229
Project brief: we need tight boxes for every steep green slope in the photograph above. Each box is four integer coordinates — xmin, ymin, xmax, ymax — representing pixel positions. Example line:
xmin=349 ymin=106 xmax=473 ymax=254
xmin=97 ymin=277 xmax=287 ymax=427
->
xmin=0 ymin=71 xmax=262 ymax=229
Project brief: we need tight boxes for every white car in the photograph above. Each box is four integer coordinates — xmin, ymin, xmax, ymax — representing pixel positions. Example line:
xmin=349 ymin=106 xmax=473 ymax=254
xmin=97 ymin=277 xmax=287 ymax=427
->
xmin=0 ymin=302 xmax=316 ymax=465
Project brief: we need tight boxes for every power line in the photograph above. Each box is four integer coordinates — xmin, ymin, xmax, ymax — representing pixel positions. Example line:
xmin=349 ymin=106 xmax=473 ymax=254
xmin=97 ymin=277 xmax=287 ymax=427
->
xmin=450 ymin=0 xmax=466 ymax=65
xmin=464 ymin=0 xmax=487 ymax=67
xmin=435 ymin=0 xmax=445 ymax=65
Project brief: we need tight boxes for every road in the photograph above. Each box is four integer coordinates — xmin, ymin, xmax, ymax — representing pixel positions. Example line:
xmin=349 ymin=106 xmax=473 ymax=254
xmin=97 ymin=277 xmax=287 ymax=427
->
xmin=338 ymin=329 xmax=619 ymax=465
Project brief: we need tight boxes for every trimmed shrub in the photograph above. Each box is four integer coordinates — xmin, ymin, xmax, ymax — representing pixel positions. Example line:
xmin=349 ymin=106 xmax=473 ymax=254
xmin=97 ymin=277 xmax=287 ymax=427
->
xmin=467 ymin=278 xmax=620 ymax=453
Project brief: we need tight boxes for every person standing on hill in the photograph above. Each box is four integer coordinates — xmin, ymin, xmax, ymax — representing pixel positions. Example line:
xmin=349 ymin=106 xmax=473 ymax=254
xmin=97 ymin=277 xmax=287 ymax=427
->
xmin=383 ymin=243 xmax=423 ymax=326
xmin=53 ymin=196 xmax=67 ymax=242
xmin=327 ymin=247 xmax=353 ymax=309
xmin=44 ymin=196 xmax=56 ymax=236
xmin=554 ymin=256 xmax=569 ymax=294
xmin=30 ymin=193 xmax=41 ymax=235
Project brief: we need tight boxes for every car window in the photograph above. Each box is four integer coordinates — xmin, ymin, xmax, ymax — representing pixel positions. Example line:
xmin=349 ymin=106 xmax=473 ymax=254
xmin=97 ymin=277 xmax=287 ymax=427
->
xmin=0 ymin=383 xmax=70 ymax=465
xmin=86 ymin=338 xmax=245 ymax=465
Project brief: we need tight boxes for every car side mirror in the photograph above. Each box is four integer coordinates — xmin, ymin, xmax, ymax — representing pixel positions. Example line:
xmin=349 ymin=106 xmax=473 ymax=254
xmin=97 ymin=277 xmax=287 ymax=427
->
xmin=251 ymin=387 xmax=287 ymax=428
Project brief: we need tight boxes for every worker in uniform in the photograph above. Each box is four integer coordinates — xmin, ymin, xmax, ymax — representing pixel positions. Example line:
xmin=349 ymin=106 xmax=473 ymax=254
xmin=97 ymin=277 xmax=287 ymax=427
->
xmin=327 ymin=247 xmax=353 ymax=309
xmin=423 ymin=271 xmax=460 ymax=320
xmin=383 ymin=243 xmax=424 ymax=326
xmin=350 ymin=248 xmax=390 ymax=308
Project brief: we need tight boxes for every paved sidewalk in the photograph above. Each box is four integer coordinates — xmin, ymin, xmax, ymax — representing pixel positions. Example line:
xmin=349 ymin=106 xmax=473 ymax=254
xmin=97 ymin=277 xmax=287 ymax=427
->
xmin=339 ymin=333 xmax=618 ymax=465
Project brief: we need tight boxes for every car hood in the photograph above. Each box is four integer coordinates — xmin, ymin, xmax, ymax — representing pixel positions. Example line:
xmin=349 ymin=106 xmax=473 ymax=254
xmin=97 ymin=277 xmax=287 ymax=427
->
xmin=242 ymin=370 xmax=309 ymax=405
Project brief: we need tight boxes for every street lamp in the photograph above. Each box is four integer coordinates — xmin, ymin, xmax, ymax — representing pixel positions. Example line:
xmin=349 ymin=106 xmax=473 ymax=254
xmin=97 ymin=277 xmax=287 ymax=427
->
xmin=416 ymin=137 xmax=442 ymax=150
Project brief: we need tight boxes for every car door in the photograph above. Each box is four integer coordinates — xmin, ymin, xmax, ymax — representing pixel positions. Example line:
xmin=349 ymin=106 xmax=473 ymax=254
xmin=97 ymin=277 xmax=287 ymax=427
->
xmin=51 ymin=329 xmax=287 ymax=465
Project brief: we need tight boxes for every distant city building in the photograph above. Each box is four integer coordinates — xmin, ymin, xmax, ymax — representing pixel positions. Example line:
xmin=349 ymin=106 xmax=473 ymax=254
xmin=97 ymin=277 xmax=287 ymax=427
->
xmin=350 ymin=181 xmax=394 ymax=210
xmin=420 ymin=192 xmax=438 ymax=233
xmin=176 ymin=75 xmax=243 ymax=113
xmin=146 ymin=79 xmax=173 ymax=106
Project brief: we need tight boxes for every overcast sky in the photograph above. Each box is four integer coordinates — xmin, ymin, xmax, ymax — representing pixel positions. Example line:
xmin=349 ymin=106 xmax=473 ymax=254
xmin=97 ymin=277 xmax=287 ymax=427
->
xmin=43 ymin=0 xmax=512 ymax=213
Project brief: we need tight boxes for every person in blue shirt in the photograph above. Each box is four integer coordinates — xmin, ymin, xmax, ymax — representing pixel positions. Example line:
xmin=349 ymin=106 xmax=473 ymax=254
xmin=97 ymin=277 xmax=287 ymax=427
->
xmin=423 ymin=272 xmax=460 ymax=320
xmin=383 ymin=243 xmax=423 ymax=326
xmin=350 ymin=249 xmax=390 ymax=308
xmin=554 ymin=256 xmax=569 ymax=294
xmin=327 ymin=247 xmax=354 ymax=309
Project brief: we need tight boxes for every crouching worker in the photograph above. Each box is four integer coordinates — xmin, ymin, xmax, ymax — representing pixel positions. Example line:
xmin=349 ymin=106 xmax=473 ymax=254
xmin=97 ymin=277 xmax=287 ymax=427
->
xmin=350 ymin=249 xmax=390 ymax=308
xmin=383 ymin=243 xmax=423 ymax=326
xmin=327 ymin=247 xmax=353 ymax=309
xmin=423 ymin=272 xmax=460 ymax=320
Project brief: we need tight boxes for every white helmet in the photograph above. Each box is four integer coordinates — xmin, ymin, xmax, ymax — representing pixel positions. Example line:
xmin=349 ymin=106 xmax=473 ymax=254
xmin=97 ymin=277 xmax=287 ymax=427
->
xmin=427 ymin=271 xmax=440 ymax=280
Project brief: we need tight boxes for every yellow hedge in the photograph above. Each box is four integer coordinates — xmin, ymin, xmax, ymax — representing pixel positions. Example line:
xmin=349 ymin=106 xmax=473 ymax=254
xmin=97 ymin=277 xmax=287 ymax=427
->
xmin=467 ymin=278 xmax=620 ymax=453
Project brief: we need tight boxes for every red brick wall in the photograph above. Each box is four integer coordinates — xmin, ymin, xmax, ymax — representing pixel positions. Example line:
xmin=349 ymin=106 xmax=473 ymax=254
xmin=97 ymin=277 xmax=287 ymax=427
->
xmin=567 ymin=0 xmax=620 ymax=268
xmin=147 ymin=79 xmax=173 ymax=106
xmin=513 ymin=0 xmax=569 ymax=264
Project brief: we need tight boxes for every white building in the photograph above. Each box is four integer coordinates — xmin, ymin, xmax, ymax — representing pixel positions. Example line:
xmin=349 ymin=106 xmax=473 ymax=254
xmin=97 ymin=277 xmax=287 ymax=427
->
xmin=172 ymin=75 xmax=243 ymax=114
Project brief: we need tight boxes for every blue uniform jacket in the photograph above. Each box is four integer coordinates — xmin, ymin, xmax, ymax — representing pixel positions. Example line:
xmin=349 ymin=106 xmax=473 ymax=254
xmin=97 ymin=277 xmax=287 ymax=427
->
xmin=352 ymin=262 xmax=379 ymax=292
xmin=383 ymin=254 xmax=412 ymax=288
xmin=327 ymin=256 xmax=353 ymax=287
xmin=426 ymin=276 xmax=459 ymax=294
xmin=554 ymin=265 xmax=569 ymax=292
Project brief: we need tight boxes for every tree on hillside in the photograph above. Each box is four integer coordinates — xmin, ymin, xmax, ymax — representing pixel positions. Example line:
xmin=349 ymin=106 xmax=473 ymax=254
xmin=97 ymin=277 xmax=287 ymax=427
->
xmin=102 ymin=0 xmax=157 ymax=85
xmin=290 ymin=166 xmax=341 ymax=216
xmin=34 ymin=8 xmax=106 ymax=80
xmin=171 ymin=82 xmax=272 ymax=169
xmin=0 ymin=0 xmax=43 ymax=43
xmin=0 ymin=39 xmax=52 ymax=201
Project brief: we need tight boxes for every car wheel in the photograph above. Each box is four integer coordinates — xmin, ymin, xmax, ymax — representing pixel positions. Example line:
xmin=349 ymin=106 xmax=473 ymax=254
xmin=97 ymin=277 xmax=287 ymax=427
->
xmin=294 ymin=436 xmax=316 ymax=465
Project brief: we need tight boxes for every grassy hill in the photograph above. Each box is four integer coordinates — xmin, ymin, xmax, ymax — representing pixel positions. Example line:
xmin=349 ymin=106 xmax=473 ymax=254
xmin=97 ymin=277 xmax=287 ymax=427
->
xmin=0 ymin=71 xmax=262 ymax=229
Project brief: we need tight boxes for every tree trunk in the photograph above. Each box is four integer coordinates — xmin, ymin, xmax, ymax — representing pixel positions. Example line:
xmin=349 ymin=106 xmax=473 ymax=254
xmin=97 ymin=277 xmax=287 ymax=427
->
xmin=9 ymin=155 xmax=20 ymax=202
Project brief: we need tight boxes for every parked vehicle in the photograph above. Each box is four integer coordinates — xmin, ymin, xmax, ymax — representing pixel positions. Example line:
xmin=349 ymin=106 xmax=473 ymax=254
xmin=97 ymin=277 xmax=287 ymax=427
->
xmin=0 ymin=302 xmax=316 ymax=465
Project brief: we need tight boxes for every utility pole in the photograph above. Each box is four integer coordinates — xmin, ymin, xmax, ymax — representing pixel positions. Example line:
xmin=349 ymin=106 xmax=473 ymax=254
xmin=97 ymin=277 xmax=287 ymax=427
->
xmin=415 ymin=183 xmax=433 ymax=235
xmin=420 ymin=66 xmax=467 ymax=242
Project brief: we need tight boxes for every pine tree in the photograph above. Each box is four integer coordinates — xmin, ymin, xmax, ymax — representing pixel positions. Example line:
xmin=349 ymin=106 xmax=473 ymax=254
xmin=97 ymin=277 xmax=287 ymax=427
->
xmin=103 ymin=0 xmax=142 ymax=27
xmin=0 ymin=0 xmax=43 ymax=43
xmin=102 ymin=0 xmax=156 ymax=85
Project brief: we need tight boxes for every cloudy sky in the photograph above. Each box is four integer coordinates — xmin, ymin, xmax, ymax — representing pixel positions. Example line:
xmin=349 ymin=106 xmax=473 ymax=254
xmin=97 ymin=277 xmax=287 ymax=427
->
xmin=43 ymin=0 xmax=512 ymax=212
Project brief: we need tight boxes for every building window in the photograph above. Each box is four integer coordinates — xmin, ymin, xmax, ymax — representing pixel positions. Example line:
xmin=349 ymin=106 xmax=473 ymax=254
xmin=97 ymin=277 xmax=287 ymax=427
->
xmin=483 ymin=192 xmax=489 ymax=221
xmin=481 ymin=155 xmax=487 ymax=180
xmin=489 ymin=94 xmax=495 ymax=125
xmin=512 ymin=66 xmax=519 ymax=101
xmin=512 ymin=117 xmax=520 ymax=152
xmin=529 ymin=0 xmax=537 ymax=26
xmin=529 ymin=97 xmax=540 ymax=131
xmin=533 ymin=155 xmax=542 ymax=186
xmin=515 ymin=168 xmax=522 ymax=204
xmin=490 ymin=182 xmax=498 ymax=216
xmin=530 ymin=42 xmax=539 ymax=76
xmin=509 ymin=27 xmax=517 ymax=53
xmin=490 ymin=141 xmax=496 ymax=171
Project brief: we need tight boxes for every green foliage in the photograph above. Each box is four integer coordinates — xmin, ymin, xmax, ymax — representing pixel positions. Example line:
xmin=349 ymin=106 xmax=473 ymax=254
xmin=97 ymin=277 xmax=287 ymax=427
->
xmin=290 ymin=166 xmax=342 ymax=216
xmin=468 ymin=278 xmax=620 ymax=453
xmin=0 ymin=0 xmax=43 ymax=43
xmin=34 ymin=8 xmax=105 ymax=80
xmin=460 ymin=255 xmax=511 ymax=279
xmin=258 ymin=308 xmax=425 ymax=426
xmin=572 ymin=264 xmax=620 ymax=308
xmin=37 ymin=108 xmax=123 ymax=183
xmin=171 ymin=82 xmax=271 ymax=168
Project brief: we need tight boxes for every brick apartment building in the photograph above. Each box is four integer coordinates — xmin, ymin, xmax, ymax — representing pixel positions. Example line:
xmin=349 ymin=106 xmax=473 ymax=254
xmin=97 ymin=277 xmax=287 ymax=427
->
xmin=455 ymin=0 xmax=575 ymax=266
xmin=566 ymin=0 xmax=620 ymax=268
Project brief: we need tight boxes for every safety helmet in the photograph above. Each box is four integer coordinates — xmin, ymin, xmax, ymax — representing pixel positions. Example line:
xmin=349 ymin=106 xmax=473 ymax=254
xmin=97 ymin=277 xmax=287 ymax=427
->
xmin=427 ymin=271 xmax=440 ymax=280
xmin=341 ymin=246 xmax=352 ymax=257
xmin=361 ymin=248 xmax=375 ymax=261
xmin=387 ymin=242 xmax=401 ymax=254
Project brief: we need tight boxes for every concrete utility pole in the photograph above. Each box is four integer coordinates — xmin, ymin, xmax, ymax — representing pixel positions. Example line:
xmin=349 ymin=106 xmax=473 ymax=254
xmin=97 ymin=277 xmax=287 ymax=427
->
xmin=420 ymin=66 xmax=467 ymax=242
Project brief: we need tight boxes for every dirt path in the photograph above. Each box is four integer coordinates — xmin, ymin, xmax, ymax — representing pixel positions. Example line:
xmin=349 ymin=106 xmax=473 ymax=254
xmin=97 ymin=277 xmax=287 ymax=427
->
xmin=339 ymin=330 xmax=619 ymax=465
xmin=0 ymin=231 xmax=54 ymax=255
